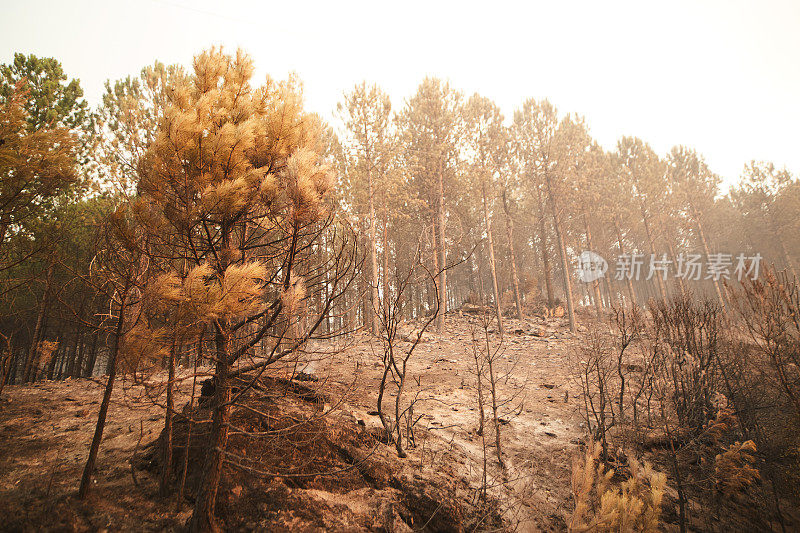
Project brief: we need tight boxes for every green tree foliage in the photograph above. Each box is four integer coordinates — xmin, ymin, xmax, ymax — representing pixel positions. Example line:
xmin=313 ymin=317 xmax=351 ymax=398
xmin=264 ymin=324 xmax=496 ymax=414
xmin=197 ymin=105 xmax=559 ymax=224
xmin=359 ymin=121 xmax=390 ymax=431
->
xmin=93 ymin=61 xmax=186 ymax=194
xmin=0 ymin=53 xmax=88 ymax=130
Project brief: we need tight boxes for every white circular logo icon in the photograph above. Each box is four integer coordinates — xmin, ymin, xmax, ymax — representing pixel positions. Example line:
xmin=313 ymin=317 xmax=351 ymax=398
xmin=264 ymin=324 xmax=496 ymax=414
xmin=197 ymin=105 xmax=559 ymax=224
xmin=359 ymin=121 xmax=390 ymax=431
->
xmin=577 ymin=251 xmax=608 ymax=283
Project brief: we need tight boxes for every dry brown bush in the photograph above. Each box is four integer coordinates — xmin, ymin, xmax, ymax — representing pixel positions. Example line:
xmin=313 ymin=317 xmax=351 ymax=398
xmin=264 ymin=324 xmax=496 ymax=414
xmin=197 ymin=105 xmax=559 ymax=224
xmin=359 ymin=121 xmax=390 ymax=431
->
xmin=568 ymin=440 xmax=666 ymax=533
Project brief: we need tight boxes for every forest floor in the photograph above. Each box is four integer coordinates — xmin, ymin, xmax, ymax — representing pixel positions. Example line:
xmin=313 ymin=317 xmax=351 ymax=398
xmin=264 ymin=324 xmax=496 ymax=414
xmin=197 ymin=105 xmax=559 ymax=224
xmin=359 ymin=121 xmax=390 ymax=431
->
xmin=318 ymin=311 xmax=588 ymax=531
xmin=0 ymin=311 xmax=598 ymax=532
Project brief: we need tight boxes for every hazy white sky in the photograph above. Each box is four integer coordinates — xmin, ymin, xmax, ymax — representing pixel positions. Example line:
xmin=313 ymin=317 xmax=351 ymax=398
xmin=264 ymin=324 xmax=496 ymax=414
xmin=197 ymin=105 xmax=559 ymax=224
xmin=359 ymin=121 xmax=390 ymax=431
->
xmin=2 ymin=0 xmax=798 ymax=188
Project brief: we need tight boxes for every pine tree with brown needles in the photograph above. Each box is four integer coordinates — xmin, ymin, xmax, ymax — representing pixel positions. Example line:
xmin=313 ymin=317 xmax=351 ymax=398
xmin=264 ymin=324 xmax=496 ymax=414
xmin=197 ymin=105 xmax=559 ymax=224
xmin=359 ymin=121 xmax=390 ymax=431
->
xmin=0 ymin=84 xmax=79 ymax=263
xmin=135 ymin=48 xmax=336 ymax=532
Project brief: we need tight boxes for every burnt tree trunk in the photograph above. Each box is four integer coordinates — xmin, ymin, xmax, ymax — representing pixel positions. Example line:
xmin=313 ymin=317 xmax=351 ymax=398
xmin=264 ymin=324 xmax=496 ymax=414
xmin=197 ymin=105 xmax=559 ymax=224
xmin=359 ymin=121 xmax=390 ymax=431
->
xmin=694 ymin=213 xmax=725 ymax=309
xmin=482 ymin=182 xmax=503 ymax=335
xmin=160 ymin=338 xmax=177 ymax=497
xmin=23 ymin=260 xmax=55 ymax=382
xmin=502 ymin=190 xmax=524 ymax=320
xmin=189 ymin=323 xmax=232 ymax=532
xmin=83 ymin=332 xmax=99 ymax=378
xmin=614 ymin=218 xmax=637 ymax=305
xmin=78 ymin=285 xmax=129 ymax=499
xmin=545 ymin=173 xmax=576 ymax=332
xmin=367 ymin=165 xmax=380 ymax=335
xmin=436 ymin=161 xmax=447 ymax=333
xmin=583 ymin=213 xmax=604 ymax=317
xmin=535 ymin=184 xmax=555 ymax=308
xmin=641 ymin=207 xmax=668 ymax=301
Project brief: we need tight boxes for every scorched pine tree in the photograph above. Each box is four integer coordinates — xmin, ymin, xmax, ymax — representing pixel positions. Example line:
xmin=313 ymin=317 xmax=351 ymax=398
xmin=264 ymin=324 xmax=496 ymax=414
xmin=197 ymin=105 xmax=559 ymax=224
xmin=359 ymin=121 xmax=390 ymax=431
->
xmin=136 ymin=48 xmax=333 ymax=532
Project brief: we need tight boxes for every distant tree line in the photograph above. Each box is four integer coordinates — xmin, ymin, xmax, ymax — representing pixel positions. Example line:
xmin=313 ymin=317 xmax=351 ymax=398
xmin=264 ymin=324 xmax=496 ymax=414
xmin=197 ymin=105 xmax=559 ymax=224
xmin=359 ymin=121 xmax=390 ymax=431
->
xmin=2 ymin=52 xmax=799 ymax=391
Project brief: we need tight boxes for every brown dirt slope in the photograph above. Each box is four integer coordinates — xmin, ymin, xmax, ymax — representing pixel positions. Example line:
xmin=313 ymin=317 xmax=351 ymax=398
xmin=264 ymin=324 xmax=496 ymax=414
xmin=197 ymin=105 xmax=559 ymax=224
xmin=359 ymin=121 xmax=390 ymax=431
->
xmin=0 ymin=313 xmax=586 ymax=531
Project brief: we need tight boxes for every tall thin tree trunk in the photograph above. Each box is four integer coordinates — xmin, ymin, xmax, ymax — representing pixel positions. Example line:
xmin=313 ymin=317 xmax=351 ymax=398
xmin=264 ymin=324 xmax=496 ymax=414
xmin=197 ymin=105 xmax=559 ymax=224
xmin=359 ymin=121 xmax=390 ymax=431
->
xmin=482 ymin=182 xmax=504 ymax=335
xmin=777 ymin=237 xmax=798 ymax=281
xmin=667 ymin=240 xmax=687 ymax=297
xmin=178 ymin=330 xmax=203 ymax=510
xmin=583 ymin=213 xmax=604 ymax=317
xmin=84 ymin=332 xmax=99 ymax=378
xmin=535 ymin=184 xmax=555 ymax=307
xmin=545 ymin=174 xmax=576 ymax=332
xmin=321 ymin=231 xmax=331 ymax=334
xmin=23 ymin=260 xmax=55 ymax=382
xmin=641 ymin=208 xmax=668 ymax=301
xmin=603 ymin=274 xmax=613 ymax=306
xmin=430 ymin=222 xmax=439 ymax=314
xmin=367 ymin=167 xmax=380 ymax=335
xmin=694 ymin=214 xmax=725 ymax=308
xmin=73 ymin=331 xmax=85 ymax=378
xmin=436 ymin=163 xmax=447 ymax=332
xmin=160 ymin=337 xmax=177 ymax=497
xmin=0 ymin=216 xmax=9 ymax=259
xmin=769 ymin=214 xmax=798 ymax=281
xmin=0 ymin=333 xmax=15 ymax=397
xmin=382 ymin=210 xmax=390 ymax=324
xmin=502 ymin=190 xmax=524 ymax=320
xmin=78 ymin=285 xmax=129 ymax=499
xmin=359 ymin=233 xmax=370 ymax=330
xmin=6 ymin=348 xmax=19 ymax=386
xmin=614 ymin=218 xmax=636 ymax=304
xmin=65 ymin=323 xmax=82 ymax=377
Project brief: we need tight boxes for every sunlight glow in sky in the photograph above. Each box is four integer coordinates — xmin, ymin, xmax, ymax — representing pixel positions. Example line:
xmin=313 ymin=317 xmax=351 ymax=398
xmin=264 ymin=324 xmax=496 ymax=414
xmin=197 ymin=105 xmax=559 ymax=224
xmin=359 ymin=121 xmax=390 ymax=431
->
xmin=2 ymin=0 xmax=798 ymax=188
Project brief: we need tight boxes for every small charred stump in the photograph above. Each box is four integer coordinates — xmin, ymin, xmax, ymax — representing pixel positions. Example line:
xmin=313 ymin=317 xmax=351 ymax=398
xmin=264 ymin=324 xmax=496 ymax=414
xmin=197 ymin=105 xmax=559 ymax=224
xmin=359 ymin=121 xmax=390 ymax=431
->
xmin=133 ymin=403 xmax=212 ymax=500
